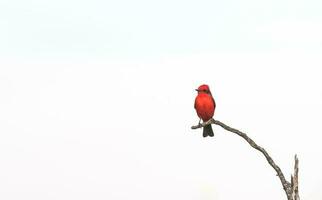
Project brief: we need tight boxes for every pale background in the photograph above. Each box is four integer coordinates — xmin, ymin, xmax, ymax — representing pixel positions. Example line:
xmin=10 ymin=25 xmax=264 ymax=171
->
xmin=0 ymin=0 xmax=322 ymax=199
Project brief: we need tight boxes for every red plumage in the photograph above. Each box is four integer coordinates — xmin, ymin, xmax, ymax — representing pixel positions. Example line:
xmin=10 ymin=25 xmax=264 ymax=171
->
xmin=194 ymin=84 xmax=216 ymax=137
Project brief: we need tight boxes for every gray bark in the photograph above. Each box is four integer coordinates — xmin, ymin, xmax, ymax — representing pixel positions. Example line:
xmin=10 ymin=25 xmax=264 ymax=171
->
xmin=191 ymin=118 xmax=300 ymax=200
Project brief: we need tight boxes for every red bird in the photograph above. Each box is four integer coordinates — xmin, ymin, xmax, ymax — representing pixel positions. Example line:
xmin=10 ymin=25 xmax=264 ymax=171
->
xmin=194 ymin=84 xmax=216 ymax=137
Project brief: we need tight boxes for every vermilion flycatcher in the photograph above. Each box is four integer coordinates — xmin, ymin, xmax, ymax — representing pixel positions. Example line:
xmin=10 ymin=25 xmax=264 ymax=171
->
xmin=194 ymin=84 xmax=216 ymax=137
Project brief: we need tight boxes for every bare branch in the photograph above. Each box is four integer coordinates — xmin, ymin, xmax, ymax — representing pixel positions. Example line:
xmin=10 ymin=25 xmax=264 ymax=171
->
xmin=191 ymin=118 xmax=299 ymax=200
xmin=291 ymin=155 xmax=300 ymax=200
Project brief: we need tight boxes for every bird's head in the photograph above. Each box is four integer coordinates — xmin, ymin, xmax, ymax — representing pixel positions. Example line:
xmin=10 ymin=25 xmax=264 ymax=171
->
xmin=196 ymin=84 xmax=211 ymax=94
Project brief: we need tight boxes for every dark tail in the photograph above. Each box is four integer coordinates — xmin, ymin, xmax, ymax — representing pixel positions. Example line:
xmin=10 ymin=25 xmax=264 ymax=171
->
xmin=203 ymin=124 xmax=214 ymax=137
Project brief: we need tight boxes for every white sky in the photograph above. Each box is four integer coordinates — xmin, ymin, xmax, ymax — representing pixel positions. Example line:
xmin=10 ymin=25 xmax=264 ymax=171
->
xmin=0 ymin=0 xmax=322 ymax=200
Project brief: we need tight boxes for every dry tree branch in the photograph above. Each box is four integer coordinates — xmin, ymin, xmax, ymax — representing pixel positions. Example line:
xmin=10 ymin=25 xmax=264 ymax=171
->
xmin=191 ymin=118 xmax=299 ymax=200
xmin=291 ymin=155 xmax=300 ymax=200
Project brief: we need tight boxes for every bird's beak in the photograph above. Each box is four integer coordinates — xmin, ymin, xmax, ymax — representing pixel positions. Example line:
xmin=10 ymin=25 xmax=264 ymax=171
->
xmin=195 ymin=89 xmax=199 ymax=92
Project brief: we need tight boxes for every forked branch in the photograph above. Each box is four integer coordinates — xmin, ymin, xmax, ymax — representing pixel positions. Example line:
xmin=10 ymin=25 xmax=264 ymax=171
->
xmin=191 ymin=118 xmax=299 ymax=200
